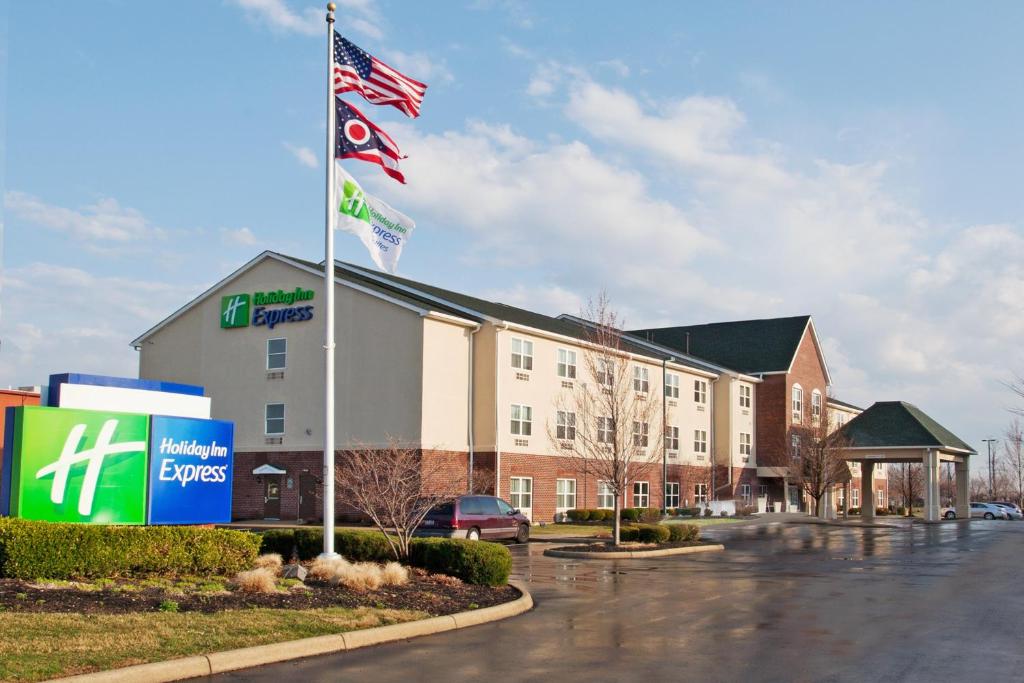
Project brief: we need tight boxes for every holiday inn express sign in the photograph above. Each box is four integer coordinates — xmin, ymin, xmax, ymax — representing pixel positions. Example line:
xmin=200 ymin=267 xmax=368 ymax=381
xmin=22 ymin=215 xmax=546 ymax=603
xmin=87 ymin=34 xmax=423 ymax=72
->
xmin=221 ymin=287 xmax=315 ymax=330
xmin=0 ymin=406 xmax=234 ymax=525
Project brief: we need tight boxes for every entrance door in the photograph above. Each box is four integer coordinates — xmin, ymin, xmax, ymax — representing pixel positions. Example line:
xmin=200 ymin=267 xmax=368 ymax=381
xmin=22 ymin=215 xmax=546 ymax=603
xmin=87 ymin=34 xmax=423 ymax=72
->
xmin=298 ymin=474 xmax=317 ymax=521
xmin=263 ymin=475 xmax=282 ymax=519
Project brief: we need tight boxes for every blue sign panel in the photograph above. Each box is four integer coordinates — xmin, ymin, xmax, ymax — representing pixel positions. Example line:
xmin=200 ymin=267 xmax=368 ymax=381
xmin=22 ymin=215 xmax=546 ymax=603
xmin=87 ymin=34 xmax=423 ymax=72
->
xmin=47 ymin=373 xmax=205 ymax=407
xmin=147 ymin=416 xmax=234 ymax=525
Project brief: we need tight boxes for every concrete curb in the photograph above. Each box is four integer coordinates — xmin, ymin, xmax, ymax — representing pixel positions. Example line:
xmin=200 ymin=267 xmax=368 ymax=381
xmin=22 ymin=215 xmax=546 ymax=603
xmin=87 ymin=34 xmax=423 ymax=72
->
xmin=47 ymin=581 xmax=532 ymax=683
xmin=543 ymin=543 xmax=725 ymax=559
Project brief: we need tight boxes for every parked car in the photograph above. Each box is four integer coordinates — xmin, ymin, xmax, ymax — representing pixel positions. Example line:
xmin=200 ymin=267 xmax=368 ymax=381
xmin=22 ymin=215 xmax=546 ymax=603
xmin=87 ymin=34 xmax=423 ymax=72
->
xmin=417 ymin=495 xmax=531 ymax=542
xmin=941 ymin=505 xmax=957 ymax=519
xmin=969 ymin=502 xmax=1010 ymax=520
xmin=992 ymin=502 xmax=1024 ymax=520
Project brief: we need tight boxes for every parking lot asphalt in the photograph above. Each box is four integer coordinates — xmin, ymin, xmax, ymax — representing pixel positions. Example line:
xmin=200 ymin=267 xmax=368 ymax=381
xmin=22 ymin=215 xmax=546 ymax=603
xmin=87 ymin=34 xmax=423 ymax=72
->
xmin=212 ymin=520 xmax=1024 ymax=683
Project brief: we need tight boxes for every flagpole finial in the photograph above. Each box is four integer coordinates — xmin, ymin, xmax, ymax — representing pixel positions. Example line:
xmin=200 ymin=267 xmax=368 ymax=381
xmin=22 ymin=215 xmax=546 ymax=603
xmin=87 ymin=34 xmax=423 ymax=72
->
xmin=327 ymin=2 xmax=336 ymax=11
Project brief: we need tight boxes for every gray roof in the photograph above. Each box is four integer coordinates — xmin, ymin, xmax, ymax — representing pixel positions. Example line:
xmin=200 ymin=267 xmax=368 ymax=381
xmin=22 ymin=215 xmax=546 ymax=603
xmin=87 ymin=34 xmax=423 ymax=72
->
xmin=837 ymin=401 xmax=976 ymax=453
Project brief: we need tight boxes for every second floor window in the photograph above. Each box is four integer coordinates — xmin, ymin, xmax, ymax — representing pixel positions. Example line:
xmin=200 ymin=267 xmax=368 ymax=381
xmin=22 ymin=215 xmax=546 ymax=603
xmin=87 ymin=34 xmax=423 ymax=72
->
xmin=557 ymin=348 xmax=577 ymax=379
xmin=597 ymin=417 xmax=615 ymax=444
xmin=597 ymin=358 xmax=614 ymax=387
xmin=739 ymin=385 xmax=751 ymax=408
xmin=740 ymin=432 xmax=752 ymax=455
xmin=267 ymin=338 xmax=287 ymax=370
xmin=694 ymin=379 xmax=707 ymax=404
xmin=665 ymin=425 xmax=680 ymax=450
xmin=556 ymin=410 xmax=576 ymax=440
xmin=694 ymin=429 xmax=708 ymax=453
xmin=791 ymin=434 xmax=801 ymax=458
xmin=633 ymin=366 xmax=649 ymax=393
xmin=511 ymin=404 xmax=532 ymax=436
xmin=511 ymin=338 xmax=533 ymax=370
xmin=632 ymin=421 xmax=649 ymax=447
xmin=811 ymin=390 xmax=822 ymax=424
xmin=665 ymin=373 xmax=680 ymax=398
xmin=792 ymin=385 xmax=804 ymax=423
xmin=265 ymin=403 xmax=285 ymax=435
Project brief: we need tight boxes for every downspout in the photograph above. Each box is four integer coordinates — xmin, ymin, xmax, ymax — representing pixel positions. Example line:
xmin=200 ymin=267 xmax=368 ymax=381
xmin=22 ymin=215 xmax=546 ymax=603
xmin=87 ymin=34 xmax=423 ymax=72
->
xmin=494 ymin=322 xmax=509 ymax=498
xmin=709 ymin=373 xmax=716 ymax=500
xmin=467 ymin=323 xmax=481 ymax=493
xmin=662 ymin=358 xmax=668 ymax=513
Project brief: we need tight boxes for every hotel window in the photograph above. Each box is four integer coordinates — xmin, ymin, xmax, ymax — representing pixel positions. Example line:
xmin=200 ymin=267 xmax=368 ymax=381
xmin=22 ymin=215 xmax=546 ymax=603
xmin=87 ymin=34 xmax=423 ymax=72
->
xmin=852 ymin=488 xmax=860 ymax=508
xmin=740 ymin=484 xmax=752 ymax=503
xmin=759 ymin=484 xmax=768 ymax=497
xmin=739 ymin=432 xmax=752 ymax=456
xmin=665 ymin=373 xmax=680 ymax=398
xmin=556 ymin=478 xmax=577 ymax=510
xmin=694 ymin=483 xmax=708 ymax=505
xmin=792 ymin=385 xmax=804 ymax=423
xmin=633 ymin=366 xmax=650 ymax=393
xmin=598 ymin=481 xmax=615 ymax=509
xmin=511 ymin=338 xmax=533 ymax=370
xmin=791 ymin=434 xmax=801 ymax=458
xmin=632 ymin=481 xmax=650 ymax=508
xmin=877 ymin=489 xmax=885 ymax=509
xmin=694 ymin=379 xmax=708 ymax=404
xmin=510 ymin=404 xmax=532 ymax=436
xmin=509 ymin=477 xmax=532 ymax=510
xmin=265 ymin=403 xmax=285 ymax=435
xmin=597 ymin=358 xmax=614 ymax=387
xmin=266 ymin=338 xmax=287 ymax=370
xmin=837 ymin=487 xmax=846 ymax=508
xmin=632 ymin=421 xmax=649 ymax=447
xmin=665 ymin=425 xmax=680 ymax=451
xmin=694 ymin=429 xmax=708 ymax=454
xmin=556 ymin=411 xmax=576 ymax=441
xmin=739 ymin=385 xmax=751 ymax=408
xmin=665 ymin=482 xmax=680 ymax=509
xmin=597 ymin=417 xmax=615 ymax=444
xmin=557 ymin=348 xmax=577 ymax=379
xmin=811 ymin=390 xmax=822 ymax=424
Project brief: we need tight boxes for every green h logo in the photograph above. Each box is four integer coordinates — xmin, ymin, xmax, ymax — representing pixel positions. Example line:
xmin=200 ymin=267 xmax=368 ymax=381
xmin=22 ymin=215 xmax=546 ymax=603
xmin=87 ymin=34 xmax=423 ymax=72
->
xmin=220 ymin=294 xmax=250 ymax=328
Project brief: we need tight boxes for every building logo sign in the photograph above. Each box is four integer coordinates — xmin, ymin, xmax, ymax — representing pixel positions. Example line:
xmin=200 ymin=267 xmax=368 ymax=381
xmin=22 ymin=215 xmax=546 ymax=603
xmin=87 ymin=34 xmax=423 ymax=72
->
xmin=220 ymin=288 xmax=315 ymax=330
xmin=2 ymin=406 xmax=234 ymax=525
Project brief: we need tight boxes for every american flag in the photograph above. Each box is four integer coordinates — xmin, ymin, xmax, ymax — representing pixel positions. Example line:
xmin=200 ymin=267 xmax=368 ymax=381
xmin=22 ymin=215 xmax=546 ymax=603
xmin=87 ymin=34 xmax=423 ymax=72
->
xmin=334 ymin=31 xmax=427 ymax=119
xmin=335 ymin=98 xmax=405 ymax=184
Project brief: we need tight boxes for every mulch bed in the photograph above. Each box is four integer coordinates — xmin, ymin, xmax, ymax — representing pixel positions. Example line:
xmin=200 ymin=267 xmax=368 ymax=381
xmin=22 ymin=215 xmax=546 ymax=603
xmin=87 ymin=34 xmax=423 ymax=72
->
xmin=548 ymin=541 xmax=716 ymax=553
xmin=0 ymin=571 xmax=517 ymax=616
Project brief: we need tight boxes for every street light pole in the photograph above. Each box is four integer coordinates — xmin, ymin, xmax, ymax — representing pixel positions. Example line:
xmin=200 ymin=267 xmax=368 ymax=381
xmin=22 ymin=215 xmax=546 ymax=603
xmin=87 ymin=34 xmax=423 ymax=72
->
xmin=982 ymin=438 xmax=997 ymax=500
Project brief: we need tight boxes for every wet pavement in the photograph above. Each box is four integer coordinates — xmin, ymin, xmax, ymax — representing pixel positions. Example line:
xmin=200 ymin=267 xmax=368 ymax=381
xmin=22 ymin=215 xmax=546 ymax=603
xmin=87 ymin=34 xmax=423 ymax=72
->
xmin=212 ymin=520 xmax=1024 ymax=682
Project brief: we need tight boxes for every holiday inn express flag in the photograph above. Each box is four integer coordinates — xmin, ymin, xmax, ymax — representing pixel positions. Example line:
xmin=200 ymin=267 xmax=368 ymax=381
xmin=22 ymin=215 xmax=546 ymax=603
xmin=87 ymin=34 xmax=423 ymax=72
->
xmin=334 ymin=163 xmax=415 ymax=273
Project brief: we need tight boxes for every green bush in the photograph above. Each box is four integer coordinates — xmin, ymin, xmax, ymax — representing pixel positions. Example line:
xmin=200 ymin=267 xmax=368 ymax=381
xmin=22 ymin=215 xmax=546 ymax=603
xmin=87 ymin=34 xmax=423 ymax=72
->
xmin=620 ymin=508 xmax=641 ymax=522
xmin=639 ymin=507 xmax=662 ymax=523
xmin=875 ymin=507 xmax=888 ymax=516
xmin=666 ymin=524 xmax=700 ymax=543
xmin=636 ymin=524 xmax=670 ymax=544
xmin=703 ymin=507 xmax=713 ymax=517
xmin=409 ymin=537 xmax=511 ymax=586
xmin=618 ymin=525 xmax=639 ymax=542
xmin=849 ymin=507 xmax=861 ymax=515
xmin=566 ymin=509 xmax=587 ymax=522
xmin=896 ymin=506 xmax=907 ymax=516
xmin=259 ymin=529 xmax=298 ymax=559
xmin=595 ymin=509 xmax=614 ymax=521
xmin=291 ymin=528 xmax=395 ymax=563
xmin=0 ymin=519 xmax=260 ymax=580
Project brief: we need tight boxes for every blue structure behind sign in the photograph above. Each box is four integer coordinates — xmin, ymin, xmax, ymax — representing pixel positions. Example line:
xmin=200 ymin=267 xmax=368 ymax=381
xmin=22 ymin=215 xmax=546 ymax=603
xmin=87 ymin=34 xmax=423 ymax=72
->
xmin=147 ymin=416 xmax=234 ymax=525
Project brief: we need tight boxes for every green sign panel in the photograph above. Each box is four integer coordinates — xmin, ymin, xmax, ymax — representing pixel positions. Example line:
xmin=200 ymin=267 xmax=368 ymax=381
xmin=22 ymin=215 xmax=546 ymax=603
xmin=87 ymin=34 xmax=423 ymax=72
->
xmin=220 ymin=293 xmax=251 ymax=329
xmin=8 ymin=406 xmax=150 ymax=524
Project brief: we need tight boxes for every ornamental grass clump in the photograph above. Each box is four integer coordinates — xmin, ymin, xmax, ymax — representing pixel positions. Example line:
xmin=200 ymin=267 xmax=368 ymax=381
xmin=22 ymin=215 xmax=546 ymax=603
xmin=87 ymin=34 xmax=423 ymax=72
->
xmin=381 ymin=562 xmax=409 ymax=586
xmin=254 ymin=553 xmax=283 ymax=575
xmin=234 ymin=568 xmax=277 ymax=594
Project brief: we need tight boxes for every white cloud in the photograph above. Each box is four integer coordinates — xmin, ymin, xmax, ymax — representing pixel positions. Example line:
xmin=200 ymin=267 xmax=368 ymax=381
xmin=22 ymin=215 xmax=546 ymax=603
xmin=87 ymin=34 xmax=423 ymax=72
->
xmin=597 ymin=59 xmax=630 ymax=78
xmin=221 ymin=227 xmax=259 ymax=246
xmin=4 ymin=191 xmax=163 ymax=242
xmin=282 ymin=141 xmax=318 ymax=168
xmin=381 ymin=49 xmax=453 ymax=84
xmin=229 ymin=0 xmax=382 ymax=39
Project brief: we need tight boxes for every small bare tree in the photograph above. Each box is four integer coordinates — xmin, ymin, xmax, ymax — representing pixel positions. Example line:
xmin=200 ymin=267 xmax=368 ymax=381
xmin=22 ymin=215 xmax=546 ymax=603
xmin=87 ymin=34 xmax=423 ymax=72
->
xmin=549 ymin=294 xmax=663 ymax=545
xmin=790 ymin=417 xmax=852 ymax=517
xmin=1002 ymin=419 xmax=1024 ymax=508
xmin=888 ymin=463 xmax=923 ymax=515
xmin=335 ymin=438 xmax=463 ymax=561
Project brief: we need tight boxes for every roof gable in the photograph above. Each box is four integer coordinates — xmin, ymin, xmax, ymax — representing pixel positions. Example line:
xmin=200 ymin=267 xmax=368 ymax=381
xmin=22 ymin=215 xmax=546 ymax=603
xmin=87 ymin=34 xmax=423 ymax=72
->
xmin=839 ymin=401 xmax=975 ymax=453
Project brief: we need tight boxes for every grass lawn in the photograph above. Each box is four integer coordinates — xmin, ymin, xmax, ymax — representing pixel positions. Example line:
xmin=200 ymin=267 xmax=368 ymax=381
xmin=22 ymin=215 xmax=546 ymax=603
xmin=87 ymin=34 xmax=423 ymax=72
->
xmin=532 ymin=517 xmax=745 ymax=537
xmin=0 ymin=606 xmax=425 ymax=682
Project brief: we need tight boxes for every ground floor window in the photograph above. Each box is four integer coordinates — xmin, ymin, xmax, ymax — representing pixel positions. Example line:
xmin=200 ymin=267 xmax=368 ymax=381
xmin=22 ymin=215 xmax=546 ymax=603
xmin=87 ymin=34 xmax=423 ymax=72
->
xmin=509 ymin=477 xmax=532 ymax=510
xmin=852 ymin=488 xmax=860 ymax=508
xmin=758 ymin=484 xmax=768 ymax=497
xmin=665 ymin=482 xmax=680 ymax=508
xmin=694 ymin=483 xmax=708 ymax=505
xmin=740 ymin=484 xmax=751 ymax=503
xmin=633 ymin=481 xmax=650 ymax=508
xmin=598 ymin=481 xmax=615 ymax=509
xmin=556 ymin=478 xmax=576 ymax=510
xmin=877 ymin=489 xmax=885 ymax=509
xmin=837 ymin=486 xmax=846 ymax=508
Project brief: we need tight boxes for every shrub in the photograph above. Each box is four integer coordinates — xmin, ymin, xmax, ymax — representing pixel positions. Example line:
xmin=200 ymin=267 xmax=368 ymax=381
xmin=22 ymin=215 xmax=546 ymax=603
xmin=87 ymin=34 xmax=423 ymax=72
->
xmin=409 ymin=537 xmax=511 ymax=586
xmin=620 ymin=508 xmax=641 ymax=522
xmin=667 ymin=524 xmax=700 ymax=543
xmin=234 ymin=568 xmax=277 ymax=594
xmin=158 ymin=599 xmax=179 ymax=613
xmin=259 ymin=530 xmax=297 ymax=560
xmin=875 ymin=507 xmax=888 ymax=516
xmin=0 ymin=519 xmax=260 ymax=580
xmin=254 ymin=553 xmax=283 ymax=575
xmin=566 ymin=509 xmax=587 ymax=522
xmin=618 ymin=526 xmax=640 ymax=542
xmin=594 ymin=509 xmax=613 ymax=522
xmin=896 ymin=506 xmax=907 ymax=516
xmin=639 ymin=507 xmax=662 ymax=523
xmin=735 ymin=505 xmax=755 ymax=517
xmin=849 ymin=507 xmax=861 ymax=515
xmin=719 ymin=509 xmax=730 ymax=517
xmin=635 ymin=524 xmax=670 ymax=544
xmin=703 ymin=508 xmax=714 ymax=517
xmin=293 ymin=528 xmax=395 ymax=563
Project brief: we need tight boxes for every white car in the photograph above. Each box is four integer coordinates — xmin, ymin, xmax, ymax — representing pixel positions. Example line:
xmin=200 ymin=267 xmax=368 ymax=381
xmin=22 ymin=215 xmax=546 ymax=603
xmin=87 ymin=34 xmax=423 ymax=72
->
xmin=970 ymin=502 xmax=1010 ymax=520
xmin=992 ymin=503 xmax=1024 ymax=520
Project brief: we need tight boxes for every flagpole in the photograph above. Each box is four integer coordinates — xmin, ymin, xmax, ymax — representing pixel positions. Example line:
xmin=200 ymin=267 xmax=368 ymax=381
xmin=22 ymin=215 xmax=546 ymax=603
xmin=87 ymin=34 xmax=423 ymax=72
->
xmin=321 ymin=1 xmax=339 ymax=559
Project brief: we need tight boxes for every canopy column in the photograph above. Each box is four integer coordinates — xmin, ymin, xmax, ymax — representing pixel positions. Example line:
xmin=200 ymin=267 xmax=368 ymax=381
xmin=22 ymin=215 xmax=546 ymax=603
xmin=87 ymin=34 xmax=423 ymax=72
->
xmin=861 ymin=461 xmax=875 ymax=522
xmin=955 ymin=458 xmax=970 ymax=520
xmin=923 ymin=449 xmax=941 ymax=522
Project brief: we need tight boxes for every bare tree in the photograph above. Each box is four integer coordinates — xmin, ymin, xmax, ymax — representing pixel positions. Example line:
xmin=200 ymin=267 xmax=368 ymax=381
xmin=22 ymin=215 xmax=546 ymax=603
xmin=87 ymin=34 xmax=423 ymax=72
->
xmin=1008 ymin=374 xmax=1024 ymax=417
xmin=789 ymin=416 xmax=852 ymax=517
xmin=888 ymin=463 xmax=922 ymax=515
xmin=549 ymin=294 xmax=663 ymax=545
xmin=1001 ymin=419 xmax=1024 ymax=507
xmin=335 ymin=439 xmax=463 ymax=561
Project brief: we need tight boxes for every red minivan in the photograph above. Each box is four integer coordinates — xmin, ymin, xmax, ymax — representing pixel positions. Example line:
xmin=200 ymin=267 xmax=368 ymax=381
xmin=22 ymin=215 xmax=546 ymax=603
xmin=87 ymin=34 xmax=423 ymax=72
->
xmin=418 ymin=495 xmax=531 ymax=543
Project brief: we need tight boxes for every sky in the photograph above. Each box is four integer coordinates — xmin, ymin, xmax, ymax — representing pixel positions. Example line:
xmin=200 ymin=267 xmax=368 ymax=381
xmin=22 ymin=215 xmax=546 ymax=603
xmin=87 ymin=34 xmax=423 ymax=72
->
xmin=2 ymin=0 xmax=1023 ymax=471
